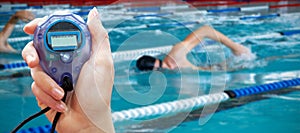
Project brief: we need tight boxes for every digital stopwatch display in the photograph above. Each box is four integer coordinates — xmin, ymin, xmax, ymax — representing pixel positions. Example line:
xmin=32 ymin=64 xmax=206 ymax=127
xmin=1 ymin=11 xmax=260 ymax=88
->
xmin=46 ymin=22 xmax=82 ymax=52
xmin=34 ymin=13 xmax=91 ymax=85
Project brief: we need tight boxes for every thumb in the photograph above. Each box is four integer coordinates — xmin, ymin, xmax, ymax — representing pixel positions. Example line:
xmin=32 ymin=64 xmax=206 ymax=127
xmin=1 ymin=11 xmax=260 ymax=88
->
xmin=86 ymin=7 xmax=112 ymax=66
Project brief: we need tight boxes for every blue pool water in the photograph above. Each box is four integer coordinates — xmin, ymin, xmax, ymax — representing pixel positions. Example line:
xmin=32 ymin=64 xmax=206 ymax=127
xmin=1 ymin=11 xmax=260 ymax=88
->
xmin=1 ymin=4 xmax=300 ymax=133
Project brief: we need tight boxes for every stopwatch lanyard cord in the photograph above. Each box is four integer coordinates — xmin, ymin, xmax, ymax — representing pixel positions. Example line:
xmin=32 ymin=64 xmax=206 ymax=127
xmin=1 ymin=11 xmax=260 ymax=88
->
xmin=11 ymin=76 xmax=73 ymax=133
xmin=11 ymin=107 xmax=51 ymax=133
xmin=51 ymin=76 xmax=73 ymax=133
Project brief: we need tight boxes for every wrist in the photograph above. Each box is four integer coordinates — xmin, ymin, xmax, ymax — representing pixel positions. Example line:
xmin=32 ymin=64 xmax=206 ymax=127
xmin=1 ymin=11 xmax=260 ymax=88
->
xmin=78 ymin=126 xmax=104 ymax=133
xmin=56 ymin=123 xmax=104 ymax=133
xmin=8 ymin=15 xmax=19 ymax=24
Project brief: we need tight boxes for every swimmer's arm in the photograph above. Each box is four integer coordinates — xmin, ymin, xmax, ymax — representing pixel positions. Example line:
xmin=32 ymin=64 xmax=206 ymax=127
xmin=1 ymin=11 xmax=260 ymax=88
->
xmin=0 ymin=14 xmax=19 ymax=41
xmin=180 ymin=25 xmax=250 ymax=56
xmin=1 ymin=11 xmax=34 ymax=41
xmin=191 ymin=65 xmax=215 ymax=71
xmin=193 ymin=62 xmax=231 ymax=71
xmin=195 ymin=66 xmax=212 ymax=71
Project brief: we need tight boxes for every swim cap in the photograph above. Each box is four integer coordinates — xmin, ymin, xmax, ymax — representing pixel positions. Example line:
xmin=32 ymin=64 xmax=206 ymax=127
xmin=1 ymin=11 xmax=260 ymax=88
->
xmin=136 ymin=55 xmax=157 ymax=71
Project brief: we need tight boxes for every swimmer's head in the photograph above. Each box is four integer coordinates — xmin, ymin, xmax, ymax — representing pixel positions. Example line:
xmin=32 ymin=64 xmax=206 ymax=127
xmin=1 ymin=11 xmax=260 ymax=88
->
xmin=136 ymin=55 xmax=162 ymax=71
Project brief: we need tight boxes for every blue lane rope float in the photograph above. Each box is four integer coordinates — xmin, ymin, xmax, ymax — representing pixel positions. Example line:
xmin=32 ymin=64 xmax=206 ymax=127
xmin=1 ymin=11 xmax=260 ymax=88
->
xmin=16 ymin=77 xmax=300 ymax=132
xmin=73 ymin=11 xmax=90 ymax=16
xmin=12 ymin=124 xmax=52 ymax=133
xmin=225 ymin=78 xmax=300 ymax=98
xmin=0 ymin=61 xmax=28 ymax=70
xmin=207 ymin=7 xmax=241 ymax=13
xmin=279 ymin=30 xmax=300 ymax=36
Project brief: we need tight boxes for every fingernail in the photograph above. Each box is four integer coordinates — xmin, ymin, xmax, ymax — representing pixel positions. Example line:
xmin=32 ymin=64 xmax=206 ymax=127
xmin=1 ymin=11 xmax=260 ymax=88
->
xmin=57 ymin=103 xmax=68 ymax=112
xmin=52 ymin=88 xmax=64 ymax=99
xmin=91 ymin=7 xmax=99 ymax=17
xmin=26 ymin=55 xmax=34 ymax=64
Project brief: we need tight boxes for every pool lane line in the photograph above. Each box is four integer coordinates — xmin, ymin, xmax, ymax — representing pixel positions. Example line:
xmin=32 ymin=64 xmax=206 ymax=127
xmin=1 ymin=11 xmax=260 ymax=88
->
xmin=270 ymin=3 xmax=300 ymax=8
xmin=10 ymin=124 xmax=52 ymax=133
xmin=1 ymin=2 xmax=300 ymax=16
xmin=146 ymin=12 xmax=300 ymax=26
xmin=0 ymin=45 xmax=172 ymax=71
xmin=224 ymin=78 xmax=300 ymax=98
xmin=125 ymin=5 xmax=268 ymax=18
xmin=0 ymin=3 xmax=71 ymax=11
xmin=190 ymin=1 xmax=248 ymax=7
xmin=73 ymin=9 xmax=299 ymax=19
xmin=7 ymin=36 xmax=33 ymax=43
xmin=128 ymin=87 xmax=299 ymax=129
xmin=9 ymin=78 xmax=300 ymax=132
xmin=6 ymin=23 xmax=300 ymax=44
xmin=133 ymin=12 xmax=173 ymax=19
xmin=146 ymin=21 xmax=201 ymax=28
xmin=125 ymin=3 xmax=300 ymax=14
xmin=0 ymin=61 xmax=28 ymax=71
xmin=144 ymin=11 xmax=287 ymax=26
xmin=278 ymin=29 xmax=300 ymax=36
xmin=190 ymin=0 xmax=300 ymax=7
xmin=111 ymin=78 xmax=300 ymax=123
xmin=3 ymin=27 xmax=300 ymax=71
xmin=140 ymin=13 xmax=298 ymax=28
xmin=239 ymin=13 xmax=280 ymax=20
xmin=0 ymin=0 xmax=294 ymax=11
xmin=122 ymin=1 xmax=185 ymax=8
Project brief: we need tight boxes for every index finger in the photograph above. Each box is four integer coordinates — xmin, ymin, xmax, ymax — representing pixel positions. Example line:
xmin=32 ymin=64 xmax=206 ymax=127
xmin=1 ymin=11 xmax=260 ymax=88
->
xmin=22 ymin=41 xmax=39 ymax=68
xmin=23 ymin=17 xmax=46 ymax=34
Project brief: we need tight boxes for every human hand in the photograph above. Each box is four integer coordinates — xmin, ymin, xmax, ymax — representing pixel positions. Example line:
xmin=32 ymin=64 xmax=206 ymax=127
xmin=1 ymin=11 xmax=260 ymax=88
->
xmin=15 ymin=10 xmax=35 ymax=22
xmin=231 ymin=43 xmax=251 ymax=56
xmin=22 ymin=8 xmax=114 ymax=133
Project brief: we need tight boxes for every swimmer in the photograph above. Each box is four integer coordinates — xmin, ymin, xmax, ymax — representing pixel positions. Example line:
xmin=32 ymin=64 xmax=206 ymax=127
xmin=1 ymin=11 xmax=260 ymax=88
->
xmin=136 ymin=25 xmax=252 ymax=71
xmin=0 ymin=10 xmax=34 ymax=53
xmin=22 ymin=8 xmax=115 ymax=132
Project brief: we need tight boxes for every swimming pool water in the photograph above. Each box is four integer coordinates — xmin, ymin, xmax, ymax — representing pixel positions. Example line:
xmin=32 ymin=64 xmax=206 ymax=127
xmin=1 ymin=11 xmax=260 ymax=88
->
xmin=1 ymin=3 xmax=300 ymax=133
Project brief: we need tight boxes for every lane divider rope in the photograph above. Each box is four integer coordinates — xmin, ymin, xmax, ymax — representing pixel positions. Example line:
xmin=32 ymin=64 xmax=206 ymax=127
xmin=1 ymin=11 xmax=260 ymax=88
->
xmin=3 ymin=28 xmax=300 ymax=71
xmin=1 ymin=3 xmax=300 ymax=16
xmin=0 ymin=61 xmax=28 ymax=70
xmin=15 ymin=77 xmax=300 ymax=132
xmin=112 ymin=78 xmax=300 ymax=122
xmin=112 ymin=93 xmax=229 ymax=122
